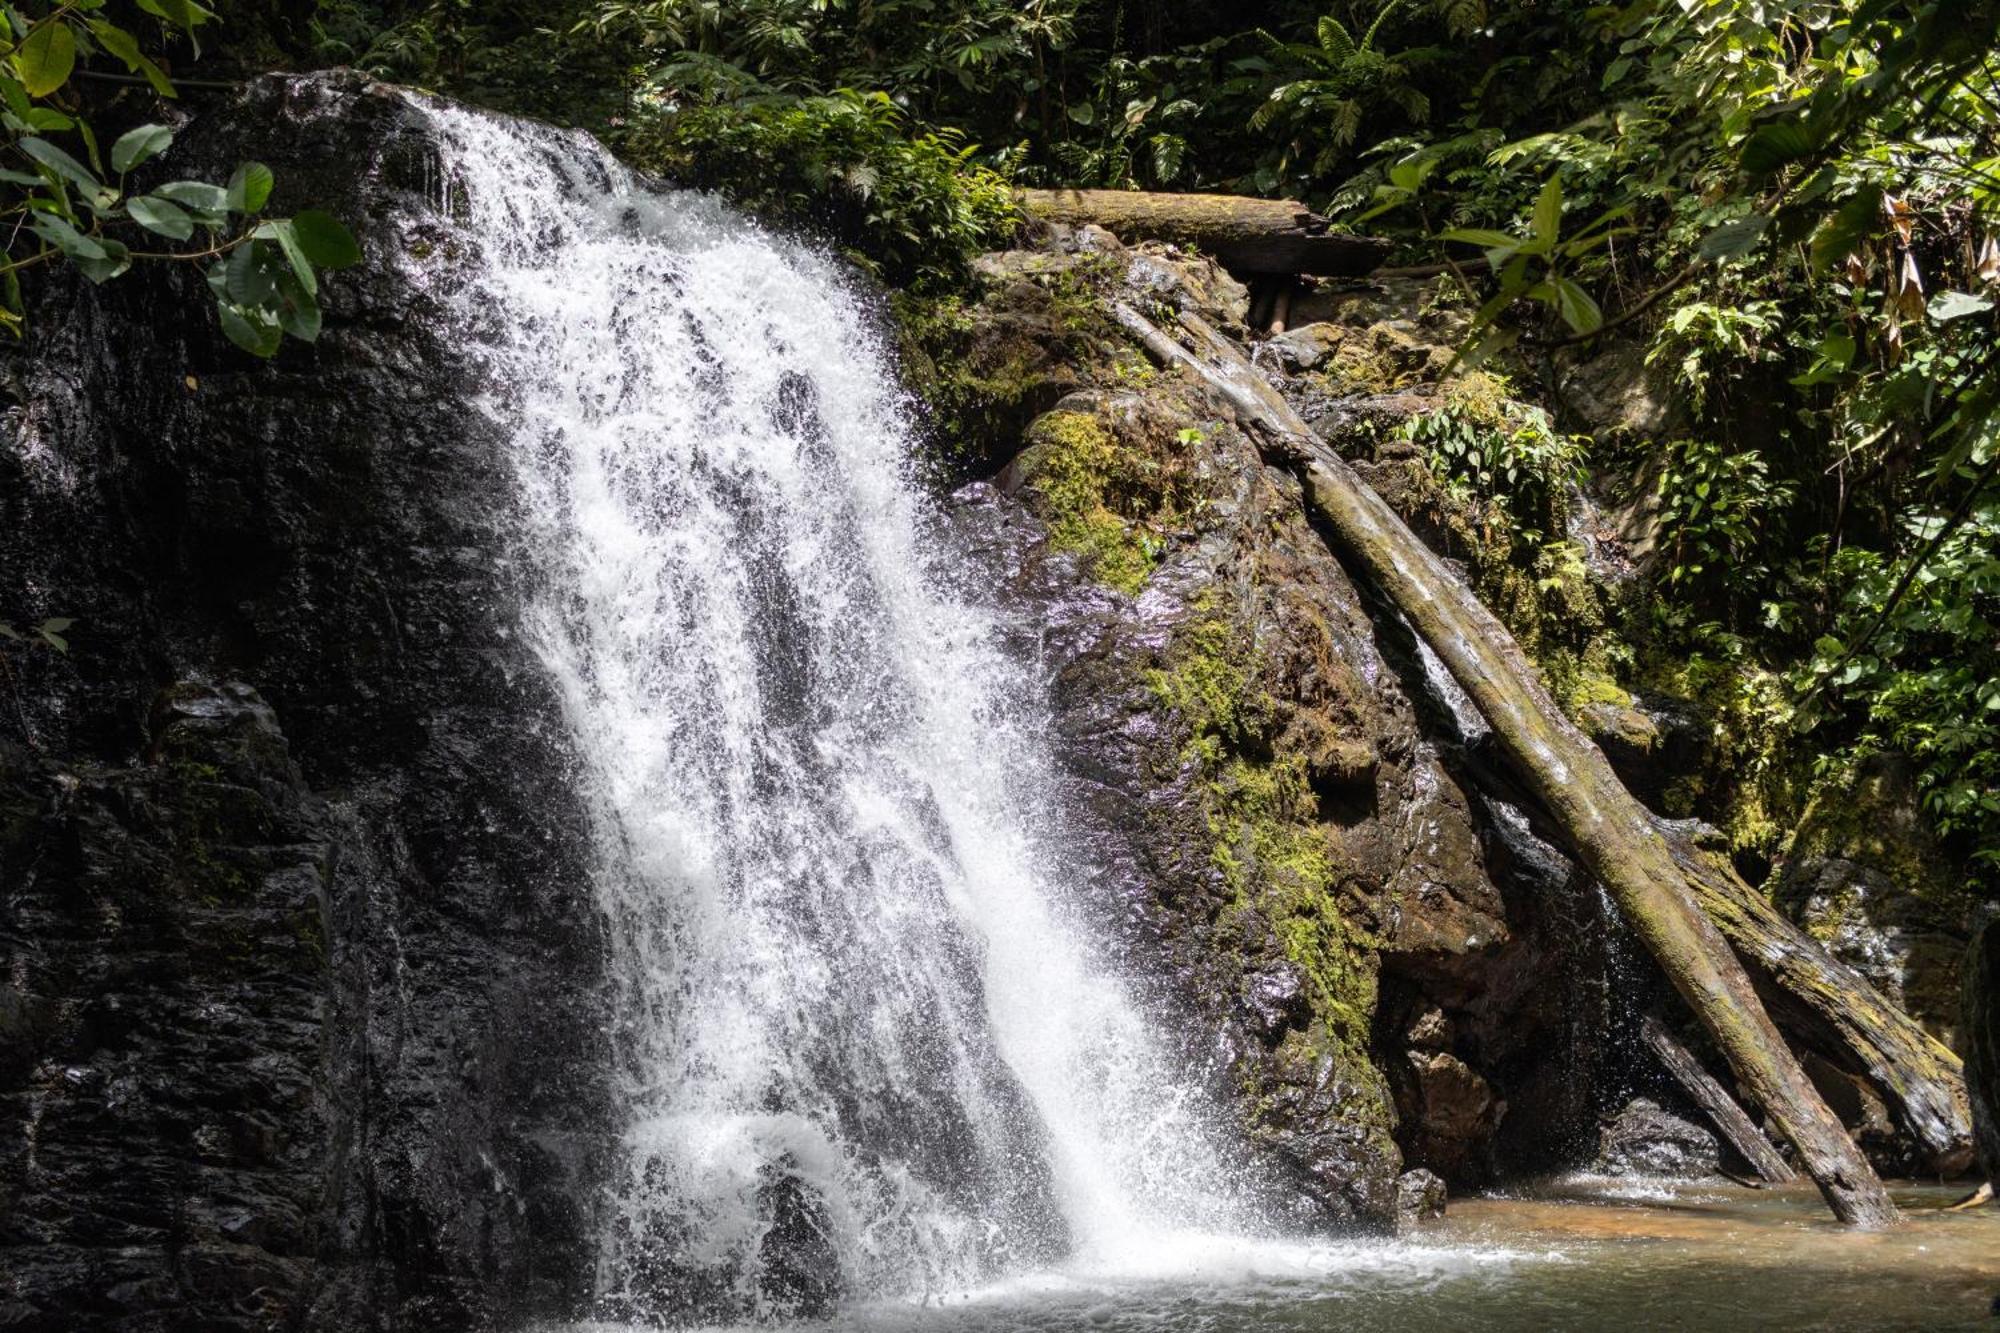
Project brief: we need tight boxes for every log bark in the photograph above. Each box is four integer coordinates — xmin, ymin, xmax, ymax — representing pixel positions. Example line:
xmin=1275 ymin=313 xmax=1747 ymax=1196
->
xmin=1114 ymin=300 xmax=1900 ymax=1227
xmin=1018 ymin=188 xmax=1391 ymax=276
xmin=1641 ymin=1013 xmax=1797 ymax=1182
xmin=1663 ymin=827 xmax=1974 ymax=1175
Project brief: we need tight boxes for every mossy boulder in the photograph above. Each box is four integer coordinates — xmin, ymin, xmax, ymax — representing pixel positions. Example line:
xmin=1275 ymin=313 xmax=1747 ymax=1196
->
xmin=940 ymin=233 xmax=1594 ymax=1225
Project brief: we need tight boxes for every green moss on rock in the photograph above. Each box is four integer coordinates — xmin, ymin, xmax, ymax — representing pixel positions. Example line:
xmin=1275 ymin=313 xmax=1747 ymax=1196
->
xmin=1013 ymin=404 xmax=1202 ymax=596
xmin=1147 ymin=606 xmax=1379 ymax=1059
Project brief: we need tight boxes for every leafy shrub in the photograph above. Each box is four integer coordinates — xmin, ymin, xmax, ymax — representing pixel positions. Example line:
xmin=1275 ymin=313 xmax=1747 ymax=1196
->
xmin=1805 ymin=497 xmax=2000 ymax=876
xmin=1399 ymin=375 xmax=1587 ymax=544
xmin=1652 ymin=437 xmax=1792 ymax=592
xmin=620 ymin=89 xmax=1019 ymax=290
xmin=2 ymin=2 xmax=359 ymax=354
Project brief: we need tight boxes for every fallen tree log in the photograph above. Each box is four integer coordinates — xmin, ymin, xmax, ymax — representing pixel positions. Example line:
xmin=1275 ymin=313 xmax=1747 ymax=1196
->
xmin=1662 ymin=827 xmax=1974 ymax=1175
xmin=1018 ymin=188 xmax=1390 ymax=276
xmin=1641 ymin=1013 xmax=1796 ymax=1183
xmin=1114 ymin=300 xmax=1899 ymax=1227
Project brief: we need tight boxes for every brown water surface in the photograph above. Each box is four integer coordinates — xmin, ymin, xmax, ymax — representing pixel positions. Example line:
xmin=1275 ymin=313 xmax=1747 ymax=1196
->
xmin=571 ymin=1178 xmax=2000 ymax=1331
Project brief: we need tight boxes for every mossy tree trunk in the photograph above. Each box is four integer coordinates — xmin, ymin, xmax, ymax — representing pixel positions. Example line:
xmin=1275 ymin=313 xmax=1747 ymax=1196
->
xmin=1115 ymin=301 xmax=1900 ymax=1227
xmin=1662 ymin=826 xmax=1973 ymax=1174
xmin=1018 ymin=189 xmax=1390 ymax=276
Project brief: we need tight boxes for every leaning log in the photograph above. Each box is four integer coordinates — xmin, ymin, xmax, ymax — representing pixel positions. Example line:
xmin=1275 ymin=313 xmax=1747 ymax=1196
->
xmin=1018 ymin=188 xmax=1390 ymax=276
xmin=1662 ymin=827 xmax=1974 ymax=1174
xmin=1114 ymin=301 xmax=1899 ymax=1227
xmin=1642 ymin=1013 xmax=1797 ymax=1182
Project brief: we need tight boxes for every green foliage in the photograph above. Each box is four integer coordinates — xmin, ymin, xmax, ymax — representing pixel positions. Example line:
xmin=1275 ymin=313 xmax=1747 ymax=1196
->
xmin=1805 ymin=497 xmax=2000 ymax=869
xmin=1652 ymin=437 xmax=1793 ymax=591
xmin=621 ymin=89 xmax=1018 ymax=289
xmin=1245 ymin=1 xmax=1441 ymax=177
xmin=1399 ymin=373 xmax=1586 ymax=544
xmin=0 ymin=616 xmax=71 ymax=653
xmin=1 ymin=1 xmax=359 ymax=354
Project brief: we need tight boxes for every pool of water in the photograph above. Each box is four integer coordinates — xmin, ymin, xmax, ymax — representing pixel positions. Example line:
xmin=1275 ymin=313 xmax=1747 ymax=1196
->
xmin=568 ymin=1180 xmax=2000 ymax=1332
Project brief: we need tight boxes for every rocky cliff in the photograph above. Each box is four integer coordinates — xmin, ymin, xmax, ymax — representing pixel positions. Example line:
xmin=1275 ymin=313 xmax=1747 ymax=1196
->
xmin=1 ymin=74 xmax=609 ymax=1330
xmin=920 ymin=228 xmax=1651 ymax=1225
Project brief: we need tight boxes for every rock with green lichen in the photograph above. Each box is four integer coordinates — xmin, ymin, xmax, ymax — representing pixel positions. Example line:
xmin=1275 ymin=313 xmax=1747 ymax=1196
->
xmin=938 ymin=235 xmax=1600 ymax=1227
xmin=1773 ymin=753 xmax=1978 ymax=1045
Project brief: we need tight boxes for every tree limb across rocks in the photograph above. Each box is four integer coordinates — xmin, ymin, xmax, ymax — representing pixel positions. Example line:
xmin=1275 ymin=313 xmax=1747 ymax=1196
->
xmin=1113 ymin=299 xmax=1901 ymax=1227
xmin=1018 ymin=188 xmax=1390 ymax=276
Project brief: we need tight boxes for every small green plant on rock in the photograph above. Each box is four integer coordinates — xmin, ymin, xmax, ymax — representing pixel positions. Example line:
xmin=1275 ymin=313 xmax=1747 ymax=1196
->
xmin=1398 ymin=373 xmax=1587 ymax=545
xmin=1017 ymin=406 xmax=1203 ymax=596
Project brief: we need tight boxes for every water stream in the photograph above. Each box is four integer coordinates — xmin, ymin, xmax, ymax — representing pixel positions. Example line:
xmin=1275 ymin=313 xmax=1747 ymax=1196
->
xmin=425 ymin=103 xmax=1256 ymax=1321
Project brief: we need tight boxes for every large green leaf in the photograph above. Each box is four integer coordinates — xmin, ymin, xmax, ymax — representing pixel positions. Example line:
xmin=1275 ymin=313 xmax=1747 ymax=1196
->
xmin=87 ymin=20 xmax=176 ymax=97
xmin=1697 ymin=213 xmax=1770 ymax=261
xmin=111 ymin=124 xmax=174 ymax=174
xmin=28 ymin=212 xmax=105 ymax=260
xmin=216 ymin=300 xmax=282 ymax=357
xmin=134 ymin=0 xmax=216 ymax=30
xmin=14 ymin=18 xmax=74 ymax=98
xmin=1741 ymin=119 xmax=1814 ymax=175
xmin=274 ymin=269 xmax=321 ymax=342
xmin=227 ymin=161 xmax=273 ymax=214
xmin=18 ymin=136 xmax=103 ymax=203
xmin=1530 ymin=175 xmax=1563 ymax=250
xmin=1929 ymin=290 xmax=1995 ymax=322
xmin=258 ymin=219 xmax=316 ymax=295
xmin=225 ymin=237 xmax=281 ymax=304
xmin=290 ymin=209 xmax=360 ymax=269
xmin=153 ymin=179 xmax=229 ymax=219
xmin=126 ymin=194 xmax=194 ymax=240
xmin=1549 ymin=275 xmax=1603 ymax=334
xmin=1809 ymin=186 xmax=1884 ymax=271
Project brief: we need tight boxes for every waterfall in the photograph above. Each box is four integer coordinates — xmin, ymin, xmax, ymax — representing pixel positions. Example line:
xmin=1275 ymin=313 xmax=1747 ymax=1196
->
xmin=420 ymin=104 xmax=1255 ymax=1321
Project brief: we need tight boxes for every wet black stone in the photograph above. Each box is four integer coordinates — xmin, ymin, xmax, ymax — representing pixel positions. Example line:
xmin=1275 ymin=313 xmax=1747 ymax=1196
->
xmin=1 ymin=73 xmax=611 ymax=1331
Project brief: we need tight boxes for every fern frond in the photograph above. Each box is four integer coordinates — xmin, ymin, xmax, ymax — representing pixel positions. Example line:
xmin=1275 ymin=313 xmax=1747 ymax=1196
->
xmin=1317 ymin=15 xmax=1355 ymax=59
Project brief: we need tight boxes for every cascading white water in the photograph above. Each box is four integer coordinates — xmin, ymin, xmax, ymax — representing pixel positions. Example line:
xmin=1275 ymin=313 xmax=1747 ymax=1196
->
xmin=418 ymin=103 xmax=1259 ymax=1320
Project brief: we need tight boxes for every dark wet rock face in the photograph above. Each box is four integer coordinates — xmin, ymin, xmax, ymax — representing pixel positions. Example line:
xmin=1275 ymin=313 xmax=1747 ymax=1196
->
xmin=1595 ymin=1098 xmax=1720 ymax=1178
xmin=0 ymin=74 xmax=608 ymax=1330
xmin=0 ymin=684 xmax=330 ymax=1329
xmin=1772 ymin=754 xmax=1976 ymax=1046
xmin=1963 ymin=909 xmax=1999 ymax=1184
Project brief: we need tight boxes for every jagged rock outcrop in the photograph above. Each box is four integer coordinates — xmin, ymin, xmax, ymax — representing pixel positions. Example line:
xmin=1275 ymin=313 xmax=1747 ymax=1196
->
xmin=935 ymin=226 xmax=1614 ymax=1225
xmin=1 ymin=73 xmax=609 ymax=1330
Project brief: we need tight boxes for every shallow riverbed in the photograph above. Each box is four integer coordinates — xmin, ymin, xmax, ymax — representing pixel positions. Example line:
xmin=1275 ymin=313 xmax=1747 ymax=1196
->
xmin=569 ymin=1180 xmax=2000 ymax=1332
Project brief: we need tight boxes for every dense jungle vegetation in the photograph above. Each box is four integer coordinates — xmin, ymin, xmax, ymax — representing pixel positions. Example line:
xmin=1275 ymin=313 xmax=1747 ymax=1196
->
xmin=8 ymin=0 xmax=1999 ymax=897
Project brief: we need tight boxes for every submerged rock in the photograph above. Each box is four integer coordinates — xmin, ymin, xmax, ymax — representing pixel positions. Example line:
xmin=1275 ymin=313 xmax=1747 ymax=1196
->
xmin=1596 ymin=1099 xmax=1721 ymax=1178
xmin=1393 ymin=1168 xmax=1447 ymax=1232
